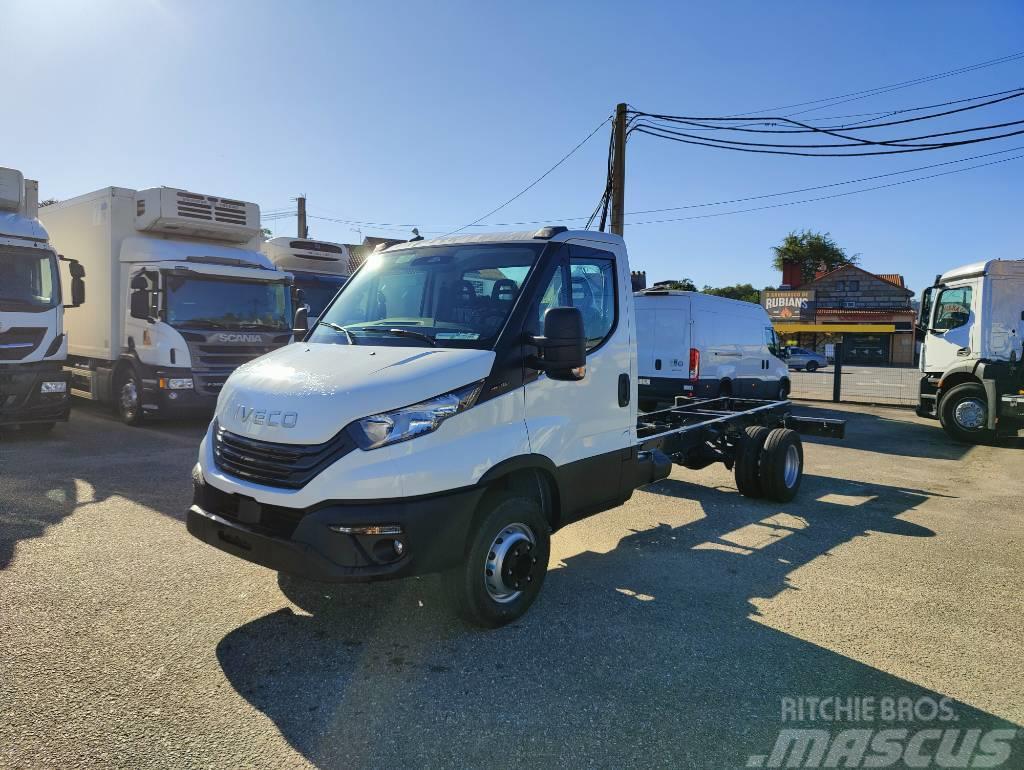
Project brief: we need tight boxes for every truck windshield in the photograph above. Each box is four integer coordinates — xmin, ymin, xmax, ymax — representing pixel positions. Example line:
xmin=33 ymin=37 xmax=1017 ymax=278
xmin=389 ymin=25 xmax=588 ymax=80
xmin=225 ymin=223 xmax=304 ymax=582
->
xmin=164 ymin=274 xmax=291 ymax=331
xmin=310 ymin=242 xmax=544 ymax=348
xmin=293 ymin=272 xmax=347 ymax=318
xmin=0 ymin=247 xmax=59 ymax=313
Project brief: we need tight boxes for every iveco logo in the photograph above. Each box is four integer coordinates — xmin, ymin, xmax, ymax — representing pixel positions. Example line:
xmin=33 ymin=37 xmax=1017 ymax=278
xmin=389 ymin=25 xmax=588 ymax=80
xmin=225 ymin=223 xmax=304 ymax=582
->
xmin=237 ymin=405 xmax=298 ymax=428
xmin=216 ymin=333 xmax=263 ymax=343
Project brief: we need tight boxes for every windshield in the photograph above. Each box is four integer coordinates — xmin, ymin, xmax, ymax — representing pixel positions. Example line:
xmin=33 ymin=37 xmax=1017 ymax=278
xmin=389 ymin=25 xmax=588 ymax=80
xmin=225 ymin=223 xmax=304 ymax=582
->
xmin=164 ymin=274 xmax=291 ymax=331
xmin=294 ymin=272 xmax=348 ymax=318
xmin=0 ymin=246 xmax=59 ymax=313
xmin=309 ymin=242 xmax=544 ymax=348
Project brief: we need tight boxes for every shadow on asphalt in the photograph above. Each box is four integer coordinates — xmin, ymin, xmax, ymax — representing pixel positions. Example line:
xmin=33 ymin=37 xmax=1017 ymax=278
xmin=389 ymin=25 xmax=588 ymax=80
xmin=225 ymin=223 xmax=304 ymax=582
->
xmin=0 ymin=401 xmax=208 ymax=569
xmin=216 ymin=473 xmax=1018 ymax=766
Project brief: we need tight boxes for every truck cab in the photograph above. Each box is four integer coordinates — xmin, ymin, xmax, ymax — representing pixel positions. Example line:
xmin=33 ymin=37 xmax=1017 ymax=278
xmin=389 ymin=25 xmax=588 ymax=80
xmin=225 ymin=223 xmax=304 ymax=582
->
xmin=188 ymin=228 xmax=841 ymax=626
xmin=0 ymin=168 xmax=85 ymax=433
xmin=917 ymin=259 xmax=1024 ymax=442
xmin=41 ymin=187 xmax=295 ymax=425
xmin=261 ymin=237 xmax=351 ymax=324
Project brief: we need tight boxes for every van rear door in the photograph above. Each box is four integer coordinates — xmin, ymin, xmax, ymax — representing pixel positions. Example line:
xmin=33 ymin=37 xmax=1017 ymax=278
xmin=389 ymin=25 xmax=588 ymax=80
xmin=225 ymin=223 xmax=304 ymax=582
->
xmin=637 ymin=296 xmax=691 ymax=380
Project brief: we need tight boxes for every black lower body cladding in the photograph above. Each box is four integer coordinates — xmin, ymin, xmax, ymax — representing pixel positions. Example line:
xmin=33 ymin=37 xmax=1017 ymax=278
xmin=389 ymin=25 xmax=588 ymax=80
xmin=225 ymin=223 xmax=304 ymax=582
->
xmin=188 ymin=472 xmax=485 ymax=583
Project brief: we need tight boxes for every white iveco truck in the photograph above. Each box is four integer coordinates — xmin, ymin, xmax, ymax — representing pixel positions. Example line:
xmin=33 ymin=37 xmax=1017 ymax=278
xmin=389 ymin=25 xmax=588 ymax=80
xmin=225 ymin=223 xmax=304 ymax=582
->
xmin=262 ymin=236 xmax=350 ymax=324
xmin=187 ymin=228 xmax=844 ymax=626
xmin=917 ymin=258 xmax=1024 ymax=443
xmin=0 ymin=167 xmax=85 ymax=433
xmin=40 ymin=187 xmax=295 ymax=425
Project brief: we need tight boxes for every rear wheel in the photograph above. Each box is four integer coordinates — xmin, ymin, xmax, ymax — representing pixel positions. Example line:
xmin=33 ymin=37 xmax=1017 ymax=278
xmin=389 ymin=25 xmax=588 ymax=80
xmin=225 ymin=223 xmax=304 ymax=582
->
xmin=805 ymin=361 xmax=819 ymax=373
xmin=115 ymin=368 xmax=144 ymax=426
xmin=758 ymin=428 xmax=803 ymax=502
xmin=938 ymin=382 xmax=993 ymax=444
xmin=734 ymin=425 xmax=769 ymax=498
xmin=444 ymin=491 xmax=551 ymax=628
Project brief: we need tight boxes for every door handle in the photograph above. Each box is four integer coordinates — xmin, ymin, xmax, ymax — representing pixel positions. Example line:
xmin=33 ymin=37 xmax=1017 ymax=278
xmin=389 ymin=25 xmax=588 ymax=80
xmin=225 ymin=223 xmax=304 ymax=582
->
xmin=655 ymin=358 xmax=661 ymax=370
xmin=957 ymin=347 xmax=971 ymax=356
xmin=618 ymin=373 xmax=630 ymax=407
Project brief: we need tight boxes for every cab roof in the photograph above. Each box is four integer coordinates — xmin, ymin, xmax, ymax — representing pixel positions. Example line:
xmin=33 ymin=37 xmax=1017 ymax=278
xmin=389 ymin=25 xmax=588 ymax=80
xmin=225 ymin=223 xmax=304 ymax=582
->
xmin=382 ymin=228 xmax=625 ymax=251
xmin=941 ymin=258 xmax=1024 ymax=282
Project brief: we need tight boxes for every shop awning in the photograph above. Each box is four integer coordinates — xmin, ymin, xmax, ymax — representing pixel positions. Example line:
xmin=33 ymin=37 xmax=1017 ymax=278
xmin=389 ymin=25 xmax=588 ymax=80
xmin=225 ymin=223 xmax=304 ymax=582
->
xmin=772 ymin=323 xmax=896 ymax=333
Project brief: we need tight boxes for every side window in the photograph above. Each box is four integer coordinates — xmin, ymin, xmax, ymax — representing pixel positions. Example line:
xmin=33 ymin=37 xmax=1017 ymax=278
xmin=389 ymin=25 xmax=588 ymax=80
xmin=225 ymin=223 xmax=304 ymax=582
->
xmin=933 ymin=286 xmax=973 ymax=330
xmin=569 ymin=246 xmax=617 ymax=351
xmin=764 ymin=326 xmax=779 ymax=356
xmin=530 ymin=264 xmax=568 ymax=335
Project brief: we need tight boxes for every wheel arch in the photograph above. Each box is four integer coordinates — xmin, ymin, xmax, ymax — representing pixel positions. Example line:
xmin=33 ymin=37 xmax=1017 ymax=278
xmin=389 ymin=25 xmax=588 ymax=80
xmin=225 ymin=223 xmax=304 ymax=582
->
xmin=477 ymin=455 xmax=561 ymax=529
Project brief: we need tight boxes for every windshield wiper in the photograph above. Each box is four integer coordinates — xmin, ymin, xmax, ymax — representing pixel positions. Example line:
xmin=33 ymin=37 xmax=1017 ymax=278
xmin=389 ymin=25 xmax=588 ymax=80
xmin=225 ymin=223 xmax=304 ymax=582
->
xmin=376 ymin=328 xmax=437 ymax=347
xmin=318 ymin=321 xmax=358 ymax=345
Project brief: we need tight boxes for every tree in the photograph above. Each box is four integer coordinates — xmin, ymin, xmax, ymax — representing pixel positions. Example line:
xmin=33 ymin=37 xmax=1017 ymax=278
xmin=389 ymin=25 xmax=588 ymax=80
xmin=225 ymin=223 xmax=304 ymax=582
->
xmin=260 ymin=227 xmax=273 ymax=240
xmin=702 ymin=283 xmax=760 ymax=304
xmin=771 ymin=230 xmax=858 ymax=286
xmin=652 ymin=278 xmax=697 ymax=291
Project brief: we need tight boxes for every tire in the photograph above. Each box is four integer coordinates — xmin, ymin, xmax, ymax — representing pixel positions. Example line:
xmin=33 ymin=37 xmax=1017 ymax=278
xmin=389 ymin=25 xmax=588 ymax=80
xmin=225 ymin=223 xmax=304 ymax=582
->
xmin=776 ymin=379 xmax=791 ymax=401
xmin=19 ymin=422 xmax=56 ymax=435
xmin=443 ymin=491 xmax=551 ymax=628
xmin=938 ymin=382 xmax=993 ymax=444
xmin=805 ymin=361 xmax=819 ymax=373
xmin=719 ymin=380 xmax=733 ymax=398
xmin=758 ymin=428 xmax=803 ymax=502
xmin=734 ymin=425 xmax=769 ymax=498
xmin=115 ymin=368 xmax=145 ymax=426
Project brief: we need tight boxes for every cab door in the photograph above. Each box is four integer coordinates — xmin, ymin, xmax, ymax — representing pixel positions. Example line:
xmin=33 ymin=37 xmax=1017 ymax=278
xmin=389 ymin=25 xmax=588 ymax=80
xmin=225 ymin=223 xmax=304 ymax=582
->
xmin=523 ymin=240 xmax=633 ymax=520
xmin=922 ymin=283 xmax=976 ymax=373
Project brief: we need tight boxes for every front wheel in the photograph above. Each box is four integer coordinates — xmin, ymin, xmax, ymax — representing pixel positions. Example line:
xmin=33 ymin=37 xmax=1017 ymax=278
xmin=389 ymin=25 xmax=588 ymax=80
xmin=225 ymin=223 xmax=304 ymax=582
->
xmin=938 ymin=383 xmax=993 ymax=444
xmin=115 ymin=368 xmax=145 ymax=426
xmin=444 ymin=492 xmax=551 ymax=628
xmin=805 ymin=361 xmax=819 ymax=373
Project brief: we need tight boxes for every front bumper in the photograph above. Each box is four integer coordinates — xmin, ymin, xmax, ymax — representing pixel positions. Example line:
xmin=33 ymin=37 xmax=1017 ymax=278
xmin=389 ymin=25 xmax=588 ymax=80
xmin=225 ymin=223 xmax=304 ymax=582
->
xmin=187 ymin=469 xmax=485 ymax=582
xmin=139 ymin=368 xmax=218 ymax=418
xmin=0 ymin=364 xmax=70 ymax=426
xmin=1001 ymin=394 xmax=1024 ymax=422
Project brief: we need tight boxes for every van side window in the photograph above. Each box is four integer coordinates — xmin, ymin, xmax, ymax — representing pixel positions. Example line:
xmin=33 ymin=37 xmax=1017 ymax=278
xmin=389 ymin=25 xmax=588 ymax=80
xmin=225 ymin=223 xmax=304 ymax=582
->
xmin=933 ymin=286 xmax=973 ymax=330
xmin=569 ymin=246 xmax=617 ymax=351
xmin=764 ymin=326 xmax=780 ymax=356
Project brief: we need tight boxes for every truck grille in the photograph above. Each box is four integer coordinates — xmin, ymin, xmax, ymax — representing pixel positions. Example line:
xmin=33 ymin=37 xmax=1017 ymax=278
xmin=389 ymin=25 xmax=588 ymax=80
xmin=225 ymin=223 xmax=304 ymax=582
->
xmin=182 ymin=336 xmax=291 ymax=396
xmin=212 ymin=420 xmax=356 ymax=489
xmin=0 ymin=327 xmax=45 ymax=361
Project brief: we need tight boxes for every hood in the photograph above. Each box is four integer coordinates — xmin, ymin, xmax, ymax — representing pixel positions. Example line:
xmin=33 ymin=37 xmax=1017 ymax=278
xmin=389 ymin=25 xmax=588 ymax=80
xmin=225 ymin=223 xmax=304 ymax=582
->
xmin=216 ymin=342 xmax=496 ymax=444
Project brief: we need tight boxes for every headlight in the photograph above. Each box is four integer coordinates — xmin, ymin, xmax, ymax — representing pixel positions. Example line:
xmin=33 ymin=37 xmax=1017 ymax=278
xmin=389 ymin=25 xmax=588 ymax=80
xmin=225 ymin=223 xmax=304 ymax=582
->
xmin=40 ymin=381 xmax=67 ymax=394
xmin=159 ymin=377 xmax=194 ymax=390
xmin=350 ymin=381 xmax=484 ymax=450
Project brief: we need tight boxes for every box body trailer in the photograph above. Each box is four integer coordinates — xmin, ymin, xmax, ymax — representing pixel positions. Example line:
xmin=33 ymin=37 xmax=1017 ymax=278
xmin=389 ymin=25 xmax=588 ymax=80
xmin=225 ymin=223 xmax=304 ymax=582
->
xmin=186 ymin=227 xmax=844 ymax=627
xmin=40 ymin=187 xmax=294 ymax=424
xmin=261 ymin=237 xmax=351 ymax=323
xmin=917 ymin=258 xmax=1024 ymax=442
xmin=0 ymin=167 xmax=85 ymax=432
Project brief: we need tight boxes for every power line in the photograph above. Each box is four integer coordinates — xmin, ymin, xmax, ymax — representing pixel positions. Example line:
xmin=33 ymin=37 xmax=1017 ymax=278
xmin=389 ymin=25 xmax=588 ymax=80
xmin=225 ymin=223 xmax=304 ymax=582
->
xmin=623 ymin=150 xmax=1024 ymax=225
xmin=442 ymin=116 xmax=611 ymax=236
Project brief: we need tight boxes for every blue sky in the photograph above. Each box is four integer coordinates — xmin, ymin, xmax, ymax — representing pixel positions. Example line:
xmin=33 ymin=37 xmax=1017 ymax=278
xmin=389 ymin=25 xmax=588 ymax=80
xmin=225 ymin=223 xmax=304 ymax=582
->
xmin=3 ymin=0 xmax=1023 ymax=296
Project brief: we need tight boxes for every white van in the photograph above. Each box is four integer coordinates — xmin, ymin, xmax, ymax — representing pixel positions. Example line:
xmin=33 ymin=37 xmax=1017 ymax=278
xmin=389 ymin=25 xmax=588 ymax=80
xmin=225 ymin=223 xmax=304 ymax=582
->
xmin=635 ymin=290 xmax=789 ymax=409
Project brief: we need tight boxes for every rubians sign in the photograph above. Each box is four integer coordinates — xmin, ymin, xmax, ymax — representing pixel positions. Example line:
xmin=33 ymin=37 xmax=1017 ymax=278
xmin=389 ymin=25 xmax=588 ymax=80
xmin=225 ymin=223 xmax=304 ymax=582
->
xmin=763 ymin=290 xmax=816 ymax=321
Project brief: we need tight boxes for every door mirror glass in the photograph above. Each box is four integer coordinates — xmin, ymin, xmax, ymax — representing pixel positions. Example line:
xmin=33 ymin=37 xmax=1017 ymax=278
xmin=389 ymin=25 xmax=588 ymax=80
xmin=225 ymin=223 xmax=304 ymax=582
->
xmin=130 ymin=274 xmax=149 ymax=291
xmin=535 ymin=306 xmax=586 ymax=380
xmin=130 ymin=290 xmax=151 ymax=320
xmin=293 ymin=305 xmax=309 ymax=340
xmin=71 ymin=276 xmax=86 ymax=307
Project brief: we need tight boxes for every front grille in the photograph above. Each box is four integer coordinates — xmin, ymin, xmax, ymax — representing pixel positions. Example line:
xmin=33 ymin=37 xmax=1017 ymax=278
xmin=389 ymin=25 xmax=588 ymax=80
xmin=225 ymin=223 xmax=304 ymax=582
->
xmin=213 ymin=420 xmax=356 ymax=489
xmin=183 ymin=337 xmax=291 ymax=396
xmin=0 ymin=327 xmax=45 ymax=361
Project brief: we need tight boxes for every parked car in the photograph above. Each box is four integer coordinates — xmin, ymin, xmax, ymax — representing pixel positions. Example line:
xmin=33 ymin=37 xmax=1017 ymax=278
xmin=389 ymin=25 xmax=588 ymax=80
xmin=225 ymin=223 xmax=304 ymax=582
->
xmin=634 ymin=290 xmax=789 ymax=410
xmin=786 ymin=347 xmax=828 ymax=372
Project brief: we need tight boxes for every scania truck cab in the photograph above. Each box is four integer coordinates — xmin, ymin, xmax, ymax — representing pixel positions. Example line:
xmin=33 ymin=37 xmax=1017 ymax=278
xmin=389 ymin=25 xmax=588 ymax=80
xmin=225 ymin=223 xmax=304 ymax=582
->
xmin=40 ymin=187 xmax=294 ymax=425
xmin=917 ymin=259 xmax=1024 ymax=443
xmin=188 ymin=228 xmax=844 ymax=626
xmin=0 ymin=167 xmax=85 ymax=433
xmin=262 ymin=236 xmax=350 ymax=324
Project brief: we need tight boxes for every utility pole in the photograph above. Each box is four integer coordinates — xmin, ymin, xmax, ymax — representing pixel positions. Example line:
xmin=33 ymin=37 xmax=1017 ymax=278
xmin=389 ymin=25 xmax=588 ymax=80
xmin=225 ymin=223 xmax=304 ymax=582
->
xmin=296 ymin=195 xmax=308 ymax=239
xmin=610 ymin=102 xmax=627 ymax=236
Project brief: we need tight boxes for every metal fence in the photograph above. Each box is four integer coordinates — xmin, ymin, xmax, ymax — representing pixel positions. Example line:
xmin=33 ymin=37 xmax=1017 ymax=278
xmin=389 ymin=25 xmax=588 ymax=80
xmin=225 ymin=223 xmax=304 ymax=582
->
xmin=788 ymin=344 xmax=919 ymax=407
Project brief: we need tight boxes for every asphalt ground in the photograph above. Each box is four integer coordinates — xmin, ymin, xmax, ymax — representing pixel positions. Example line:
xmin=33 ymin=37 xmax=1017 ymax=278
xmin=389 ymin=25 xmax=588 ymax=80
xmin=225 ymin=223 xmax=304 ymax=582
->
xmin=2 ymin=400 xmax=1022 ymax=768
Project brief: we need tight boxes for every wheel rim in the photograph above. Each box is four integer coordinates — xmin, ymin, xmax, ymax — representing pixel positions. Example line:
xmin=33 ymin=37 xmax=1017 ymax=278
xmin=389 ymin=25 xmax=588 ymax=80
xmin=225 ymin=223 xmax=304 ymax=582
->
xmin=953 ymin=398 xmax=986 ymax=430
xmin=783 ymin=445 xmax=801 ymax=488
xmin=120 ymin=379 xmax=139 ymax=419
xmin=483 ymin=523 xmax=538 ymax=603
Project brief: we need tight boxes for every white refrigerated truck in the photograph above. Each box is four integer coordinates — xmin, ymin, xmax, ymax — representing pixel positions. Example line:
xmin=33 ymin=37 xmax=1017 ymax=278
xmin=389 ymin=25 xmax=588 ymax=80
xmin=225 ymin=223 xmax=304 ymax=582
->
xmin=187 ymin=228 xmax=844 ymax=627
xmin=0 ymin=167 xmax=85 ymax=433
xmin=916 ymin=258 xmax=1024 ymax=443
xmin=40 ymin=187 xmax=295 ymax=425
xmin=261 ymin=236 xmax=351 ymax=324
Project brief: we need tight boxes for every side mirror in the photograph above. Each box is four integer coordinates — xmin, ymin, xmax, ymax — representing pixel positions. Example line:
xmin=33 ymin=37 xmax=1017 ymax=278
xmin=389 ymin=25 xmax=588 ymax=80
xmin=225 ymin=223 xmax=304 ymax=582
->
xmin=293 ymin=306 xmax=309 ymax=340
xmin=71 ymin=276 xmax=85 ymax=307
xmin=130 ymin=274 xmax=149 ymax=291
xmin=130 ymin=290 xmax=151 ymax=320
xmin=531 ymin=306 xmax=586 ymax=381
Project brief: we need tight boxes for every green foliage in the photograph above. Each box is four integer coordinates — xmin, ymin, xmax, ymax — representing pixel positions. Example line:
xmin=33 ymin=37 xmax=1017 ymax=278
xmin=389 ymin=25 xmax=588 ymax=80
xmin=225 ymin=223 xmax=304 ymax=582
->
xmin=652 ymin=278 xmax=697 ymax=292
xmin=772 ymin=229 xmax=858 ymax=285
xmin=260 ymin=227 xmax=273 ymax=239
xmin=702 ymin=283 xmax=760 ymax=304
